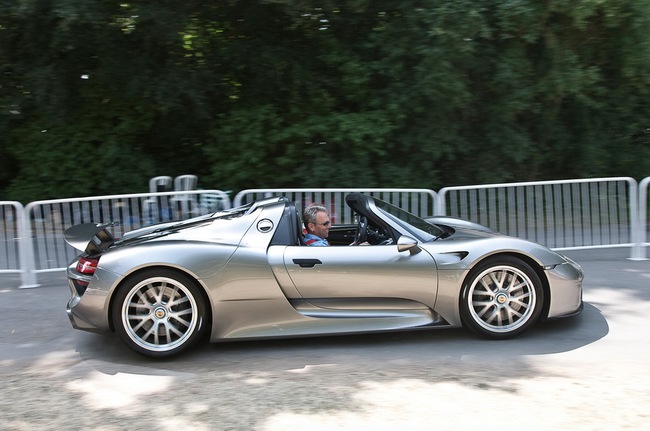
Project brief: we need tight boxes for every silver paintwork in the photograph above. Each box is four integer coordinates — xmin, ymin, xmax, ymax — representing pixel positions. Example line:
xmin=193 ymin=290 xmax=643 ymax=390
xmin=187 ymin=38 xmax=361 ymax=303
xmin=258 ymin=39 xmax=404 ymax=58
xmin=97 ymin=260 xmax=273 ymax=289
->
xmin=65 ymin=194 xmax=583 ymax=357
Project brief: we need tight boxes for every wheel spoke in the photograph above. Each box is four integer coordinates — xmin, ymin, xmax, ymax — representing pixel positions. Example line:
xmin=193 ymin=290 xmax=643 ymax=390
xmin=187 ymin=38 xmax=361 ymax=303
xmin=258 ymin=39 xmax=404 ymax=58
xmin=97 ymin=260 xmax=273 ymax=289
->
xmin=480 ymin=275 xmax=498 ymax=293
xmin=128 ymin=314 xmax=151 ymax=331
xmin=505 ymin=306 xmax=524 ymax=321
xmin=130 ymin=302 xmax=153 ymax=310
xmin=144 ymin=283 xmax=161 ymax=304
xmin=169 ymin=295 xmax=190 ymax=308
xmin=141 ymin=321 xmax=160 ymax=344
xmin=507 ymin=279 xmax=526 ymax=292
xmin=487 ymin=272 xmax=499 ymax=289
xmin=473 ymin=302 xmax=494 ymax=317
xmin=484 ymin=308 xmax=500 ymax=324
xmin=170 ymin=314 xmax=191 ymax=329
xmin=169 ymin=308 xmax=194 ymax=326
xmin=166 ymin=322 xmax=185 ymax=338
xmin=510 ymin=293 xmax=531 ymax=308
xmin=135 ymin=289 xmax=154 ymax=307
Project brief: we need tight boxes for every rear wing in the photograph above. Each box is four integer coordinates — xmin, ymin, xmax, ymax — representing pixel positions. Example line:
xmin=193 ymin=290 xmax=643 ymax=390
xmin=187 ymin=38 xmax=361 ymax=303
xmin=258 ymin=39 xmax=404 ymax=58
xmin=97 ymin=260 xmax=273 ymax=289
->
xmin=64 ymin=222 xmax=116 ymax=255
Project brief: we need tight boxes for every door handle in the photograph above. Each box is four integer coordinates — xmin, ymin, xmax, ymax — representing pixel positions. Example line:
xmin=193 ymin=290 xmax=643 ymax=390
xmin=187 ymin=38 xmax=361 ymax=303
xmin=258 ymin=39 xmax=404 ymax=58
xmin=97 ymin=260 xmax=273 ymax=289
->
xmin=292 ymin=258 xmax=322 ymax=268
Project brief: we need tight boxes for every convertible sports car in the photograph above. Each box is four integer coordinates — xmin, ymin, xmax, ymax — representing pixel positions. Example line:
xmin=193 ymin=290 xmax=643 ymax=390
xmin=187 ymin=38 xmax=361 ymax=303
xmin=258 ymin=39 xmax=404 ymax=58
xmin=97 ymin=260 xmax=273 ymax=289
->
xmin=65 ymin=193 xmax=583 ymax=358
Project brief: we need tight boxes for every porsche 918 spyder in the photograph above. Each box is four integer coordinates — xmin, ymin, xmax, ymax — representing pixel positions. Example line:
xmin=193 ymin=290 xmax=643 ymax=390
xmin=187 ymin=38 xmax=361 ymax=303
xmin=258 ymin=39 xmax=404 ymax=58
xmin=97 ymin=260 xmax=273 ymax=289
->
xmin=65 ymin=193 xmax=583 ymax=357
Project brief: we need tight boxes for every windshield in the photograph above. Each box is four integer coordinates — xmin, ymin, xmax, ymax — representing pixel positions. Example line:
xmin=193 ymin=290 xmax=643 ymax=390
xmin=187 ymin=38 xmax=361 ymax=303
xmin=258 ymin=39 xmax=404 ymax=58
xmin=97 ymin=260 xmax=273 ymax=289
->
xmin=373 ymin=199 xmax=444 ymax=242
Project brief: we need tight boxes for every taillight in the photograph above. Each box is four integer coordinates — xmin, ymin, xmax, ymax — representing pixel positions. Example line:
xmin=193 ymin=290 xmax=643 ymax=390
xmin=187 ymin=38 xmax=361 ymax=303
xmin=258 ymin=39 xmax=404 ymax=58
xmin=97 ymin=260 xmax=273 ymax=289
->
xmin=77 ymin=257 xmax=99 ymax=275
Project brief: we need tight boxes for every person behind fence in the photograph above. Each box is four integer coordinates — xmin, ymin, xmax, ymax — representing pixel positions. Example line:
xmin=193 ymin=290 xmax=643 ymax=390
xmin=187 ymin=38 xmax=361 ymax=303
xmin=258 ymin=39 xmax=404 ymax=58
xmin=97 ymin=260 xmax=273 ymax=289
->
xmin=302 ymin=204 xmax=331 ymax=246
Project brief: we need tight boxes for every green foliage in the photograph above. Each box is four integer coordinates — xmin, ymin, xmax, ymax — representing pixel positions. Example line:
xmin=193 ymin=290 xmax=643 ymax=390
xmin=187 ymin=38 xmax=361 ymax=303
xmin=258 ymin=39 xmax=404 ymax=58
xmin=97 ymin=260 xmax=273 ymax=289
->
xmin=6 ymin=110 xmax=156 ymax=200
xmin=1 ymin=0 xmax=650 ymax=202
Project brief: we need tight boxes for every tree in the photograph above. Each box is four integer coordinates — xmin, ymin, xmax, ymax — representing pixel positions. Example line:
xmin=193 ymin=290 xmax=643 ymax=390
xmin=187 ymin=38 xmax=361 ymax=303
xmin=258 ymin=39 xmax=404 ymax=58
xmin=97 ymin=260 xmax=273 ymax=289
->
xmin=2 ymin=1 xmax=649 ymax=202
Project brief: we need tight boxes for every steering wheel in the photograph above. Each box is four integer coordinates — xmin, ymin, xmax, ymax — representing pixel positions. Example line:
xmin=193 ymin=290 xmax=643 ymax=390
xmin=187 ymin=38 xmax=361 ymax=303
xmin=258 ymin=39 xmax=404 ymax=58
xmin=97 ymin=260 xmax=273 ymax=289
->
xmin=353 ymin=216 xmax=368 ymax=245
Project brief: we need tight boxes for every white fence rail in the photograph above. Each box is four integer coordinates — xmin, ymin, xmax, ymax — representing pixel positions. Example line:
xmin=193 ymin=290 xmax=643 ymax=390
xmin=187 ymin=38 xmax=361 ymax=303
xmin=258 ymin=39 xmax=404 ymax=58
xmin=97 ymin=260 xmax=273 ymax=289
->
xmin=438 ymin=177 xmax=638 ymax=251
xmin=2 ymin=178 xmax=649 ymax=288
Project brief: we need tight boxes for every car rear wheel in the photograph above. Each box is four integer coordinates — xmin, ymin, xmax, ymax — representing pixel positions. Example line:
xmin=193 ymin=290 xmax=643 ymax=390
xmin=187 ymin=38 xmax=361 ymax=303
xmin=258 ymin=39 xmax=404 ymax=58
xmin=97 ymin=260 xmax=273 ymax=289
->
xmin=460 ymin=256 xmax=543 ymax=339
xmin=112 ymin=269 xmax=207 ymax=358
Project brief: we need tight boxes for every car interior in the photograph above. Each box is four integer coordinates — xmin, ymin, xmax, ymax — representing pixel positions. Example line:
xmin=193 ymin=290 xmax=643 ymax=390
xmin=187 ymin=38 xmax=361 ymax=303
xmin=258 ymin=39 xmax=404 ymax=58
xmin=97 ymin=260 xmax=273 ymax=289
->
xmin=269 ymin=200 xmax=395 ymax=247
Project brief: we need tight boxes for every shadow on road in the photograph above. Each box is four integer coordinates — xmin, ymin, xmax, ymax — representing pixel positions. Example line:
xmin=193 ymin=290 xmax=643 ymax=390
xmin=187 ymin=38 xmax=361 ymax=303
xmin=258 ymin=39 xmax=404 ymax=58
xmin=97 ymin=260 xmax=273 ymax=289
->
xmin=0 ymin=253 xmax=615 ymax=376
xmin=73 ymin=301 xmax=607 ymax=375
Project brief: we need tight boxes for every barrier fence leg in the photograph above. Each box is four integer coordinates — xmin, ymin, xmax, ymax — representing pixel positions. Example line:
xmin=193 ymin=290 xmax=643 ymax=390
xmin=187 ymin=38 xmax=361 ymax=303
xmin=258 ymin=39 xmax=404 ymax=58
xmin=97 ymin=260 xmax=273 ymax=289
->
xmin=18 ymin=213 xmax=40 ymax=289
xmin=631 ymin=180 xmax=648 ymax=260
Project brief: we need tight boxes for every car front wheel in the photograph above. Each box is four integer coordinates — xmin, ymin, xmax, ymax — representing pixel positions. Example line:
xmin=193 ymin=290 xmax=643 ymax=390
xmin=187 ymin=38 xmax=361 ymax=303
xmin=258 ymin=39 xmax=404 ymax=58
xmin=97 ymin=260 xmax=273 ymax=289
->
xmin=112 ymin=269 xmax=207 ymax=357
xmin=460 ymin=256 xmax=543 ymax=338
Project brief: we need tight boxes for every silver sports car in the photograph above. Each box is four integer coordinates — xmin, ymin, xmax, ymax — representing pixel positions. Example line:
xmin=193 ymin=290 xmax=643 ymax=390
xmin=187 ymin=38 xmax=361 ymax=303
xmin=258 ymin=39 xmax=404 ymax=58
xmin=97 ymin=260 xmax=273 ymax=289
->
xmin=65 ymin=193 xmax=583 ymax=358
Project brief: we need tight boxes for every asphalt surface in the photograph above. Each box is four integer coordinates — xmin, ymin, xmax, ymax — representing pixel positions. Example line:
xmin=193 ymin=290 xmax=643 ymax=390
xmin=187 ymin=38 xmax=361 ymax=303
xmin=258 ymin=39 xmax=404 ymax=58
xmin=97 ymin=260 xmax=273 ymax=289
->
xmin=1 ymin=249 xmax=649 ymax=430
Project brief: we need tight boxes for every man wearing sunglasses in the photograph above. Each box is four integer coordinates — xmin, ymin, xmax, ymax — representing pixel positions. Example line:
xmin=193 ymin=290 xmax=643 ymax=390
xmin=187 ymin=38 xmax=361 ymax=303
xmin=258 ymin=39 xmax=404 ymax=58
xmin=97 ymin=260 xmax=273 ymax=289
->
xmin=302 ymin=204 xmax=332 ymax=246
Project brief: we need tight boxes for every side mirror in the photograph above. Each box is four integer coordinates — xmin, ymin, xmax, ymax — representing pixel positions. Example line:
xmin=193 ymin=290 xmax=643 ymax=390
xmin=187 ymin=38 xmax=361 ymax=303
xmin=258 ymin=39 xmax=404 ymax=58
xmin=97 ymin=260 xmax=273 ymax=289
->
xmin=397 ymin=236 xmax=421 ymax=255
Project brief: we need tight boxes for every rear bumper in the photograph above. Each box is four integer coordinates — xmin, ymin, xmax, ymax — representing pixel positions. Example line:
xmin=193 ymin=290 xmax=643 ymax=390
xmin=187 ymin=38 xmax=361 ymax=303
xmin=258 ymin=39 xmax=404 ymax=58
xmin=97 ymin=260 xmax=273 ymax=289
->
xmin=66 ymin=261 xmax=113 ymax=333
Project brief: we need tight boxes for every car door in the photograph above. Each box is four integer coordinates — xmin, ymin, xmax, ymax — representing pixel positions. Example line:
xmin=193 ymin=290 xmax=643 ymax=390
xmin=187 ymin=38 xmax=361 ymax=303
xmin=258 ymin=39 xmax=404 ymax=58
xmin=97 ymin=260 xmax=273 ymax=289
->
xmin=282 ymin=244 xmax=438 ymax=310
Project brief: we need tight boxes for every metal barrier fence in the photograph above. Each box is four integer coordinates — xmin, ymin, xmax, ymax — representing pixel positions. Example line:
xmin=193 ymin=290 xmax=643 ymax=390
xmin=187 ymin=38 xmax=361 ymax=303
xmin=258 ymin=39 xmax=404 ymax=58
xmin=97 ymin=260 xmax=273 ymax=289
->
xmin=233 ymin=188 xmax=438 ymax=224
xmin=437 ymin=177 xmax=638 ymax=252
xmin=2 ymin=178 xmax=649 ymax=288
xmin=2 ymin=190 xmax=230 ymax=288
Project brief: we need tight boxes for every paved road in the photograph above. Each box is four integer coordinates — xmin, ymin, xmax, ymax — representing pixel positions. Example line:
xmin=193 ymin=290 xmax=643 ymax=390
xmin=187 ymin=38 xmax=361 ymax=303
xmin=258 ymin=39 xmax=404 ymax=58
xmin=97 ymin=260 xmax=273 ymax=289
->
xmin=1 ymin=249 xmax=649 ymax=430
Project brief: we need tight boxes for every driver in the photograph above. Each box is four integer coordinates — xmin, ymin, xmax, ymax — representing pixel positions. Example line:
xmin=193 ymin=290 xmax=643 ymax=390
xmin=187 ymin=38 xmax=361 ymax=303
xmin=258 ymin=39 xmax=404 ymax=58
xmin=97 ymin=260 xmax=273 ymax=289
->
xmin=302 ymin=204 xmax=370 ymax=246
xmin=302 ymin=204 xmax=331 ymax=246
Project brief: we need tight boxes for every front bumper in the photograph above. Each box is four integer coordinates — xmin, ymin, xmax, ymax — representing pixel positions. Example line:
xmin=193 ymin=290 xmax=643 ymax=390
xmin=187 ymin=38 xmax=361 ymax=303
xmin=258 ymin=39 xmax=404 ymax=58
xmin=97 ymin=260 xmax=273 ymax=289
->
xmin=545 ymin=257 xmax=584 ymax=318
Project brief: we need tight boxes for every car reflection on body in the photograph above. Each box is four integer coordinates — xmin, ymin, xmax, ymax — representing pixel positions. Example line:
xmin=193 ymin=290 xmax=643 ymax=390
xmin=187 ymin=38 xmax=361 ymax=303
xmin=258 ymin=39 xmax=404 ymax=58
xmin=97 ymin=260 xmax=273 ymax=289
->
xmin=64 ymin=193 xmax=583 ymax=358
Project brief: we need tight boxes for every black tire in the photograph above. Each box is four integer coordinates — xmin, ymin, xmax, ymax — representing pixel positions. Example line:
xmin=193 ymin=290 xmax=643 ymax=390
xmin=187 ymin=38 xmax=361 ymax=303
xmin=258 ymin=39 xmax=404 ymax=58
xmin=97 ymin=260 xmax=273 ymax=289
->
xmin=460 ymin=256 xmax=543 ymax=339
xmin=112 ymin=269 xmax=207 ymax=358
